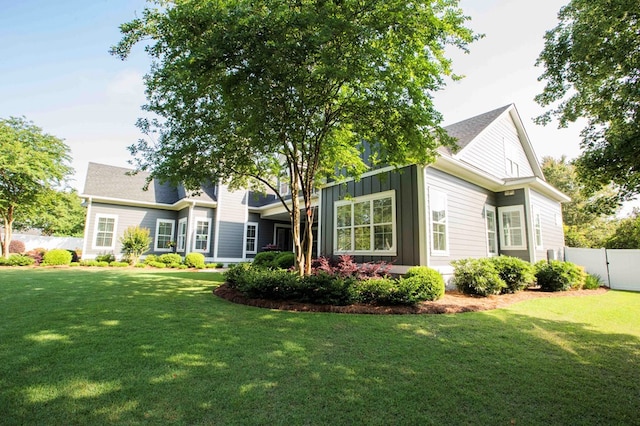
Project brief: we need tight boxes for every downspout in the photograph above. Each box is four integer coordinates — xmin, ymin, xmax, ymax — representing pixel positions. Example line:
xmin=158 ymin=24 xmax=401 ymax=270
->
xmin=185 ymin=201 xmax=195 ymax=255
xmin=524 ymin=188 xmax=536 ymax=263
xmin=81 ymin=197 xmax=92 ymax=258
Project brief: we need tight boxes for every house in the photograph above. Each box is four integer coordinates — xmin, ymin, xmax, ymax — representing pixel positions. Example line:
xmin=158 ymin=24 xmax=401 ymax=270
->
xmin=81 ymin=104 xmax=569 ymax=276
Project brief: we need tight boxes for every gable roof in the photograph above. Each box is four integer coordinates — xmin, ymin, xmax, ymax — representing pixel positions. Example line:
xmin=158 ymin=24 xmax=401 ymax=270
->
xmin=443 ymin=104 xmax=512 ymax=152
xmin=82 ymin=162 xmax=217 ymax=207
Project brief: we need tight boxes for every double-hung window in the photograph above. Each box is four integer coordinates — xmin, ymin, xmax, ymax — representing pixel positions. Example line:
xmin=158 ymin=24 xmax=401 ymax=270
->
xmin=93 ymin=214 xmax=117 ymax=249
xmin=485 ymin=205 xmax=498 ymax=256
xmin=334 ymin=190 xmax=395 ymax=255
xmin=533 ymin=207 xmax=543 ymax=249
xmin=155 ymin=219 xmax=175 ymax=251
xmin=176 ymin=218 xmax=187 ymax=252
xmin=429 ymin=189 xmax=448 ymax=255
xmin=194 ymin=218 xmax=212 ymax=253
xmin=498 ymin=205 xmax=527 ymax=250
xmin=245 ymin=222 xmax=258 ymax=254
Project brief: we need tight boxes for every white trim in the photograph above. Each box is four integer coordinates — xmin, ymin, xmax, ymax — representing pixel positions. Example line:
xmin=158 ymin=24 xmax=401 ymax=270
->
xmin=532 ymin=205 xmax=544 ymax=250
xmin=193 ymin=217 xmax=212 ymax=253
xmin=176 ymin=217 xmax=187 ymax=253
xmin=417 ymin=166 xmax=428 ymax=266
xmin=78 ymin=194 xmax=216 ymax=210
xmin=429 ymin=188 xmax=449 ymax=256
xmin=82 ymin=197 xmax=92 ymax=255
xmin=154 ymin=218 xmax=175 ymax=252
xmin=92 ymin=214 xmax=118 ymax=250
xmin=333 ymin=190 xmax=396 ymax=256
xmin=485 ymin=204 xmax=498 ymax=256
xmin=317 ymin=188 xmax=323 ymax=257
xmin=213 ymin=185 xmax=222 ymax=259
xmin=498 ymin=205 xmax=527 ymax=251
xmin=244 ymin=222 xmax=259 ymax=255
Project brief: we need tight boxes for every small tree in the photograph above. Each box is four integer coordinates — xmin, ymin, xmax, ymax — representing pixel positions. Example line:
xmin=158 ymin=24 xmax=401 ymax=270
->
xmin=119 ymin=226 xmax=151 ymax=265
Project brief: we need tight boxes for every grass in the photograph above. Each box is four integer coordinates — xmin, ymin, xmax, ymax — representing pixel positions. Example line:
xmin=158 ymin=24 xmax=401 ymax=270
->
xmin=1 ymin=269 xmax=639 ymax=425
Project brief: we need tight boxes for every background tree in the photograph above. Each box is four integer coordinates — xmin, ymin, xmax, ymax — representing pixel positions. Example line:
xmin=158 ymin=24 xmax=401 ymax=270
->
xmin=605 ymin=209 xmax=640 ymax=249
xmin=0 ymin=117 xmax=72 ymax=258
xmin=541 ymin=156 xmax=618 ymax=247
xmin=535 ymin=0 xmax=640 ymax=202
xmin=112 ymin=0 xmax=479 ymax=275
xmin=14 ymin=189 xmax=85 ymax=237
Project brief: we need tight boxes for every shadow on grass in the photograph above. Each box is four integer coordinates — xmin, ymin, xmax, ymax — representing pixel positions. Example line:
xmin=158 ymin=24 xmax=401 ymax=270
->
xmin=1 ymin=269 xmax=638 ymax=425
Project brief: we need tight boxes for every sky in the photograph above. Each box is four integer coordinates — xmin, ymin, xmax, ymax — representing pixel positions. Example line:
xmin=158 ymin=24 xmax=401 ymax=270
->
xmin=1 ymin=0 xmax=631 ymax=210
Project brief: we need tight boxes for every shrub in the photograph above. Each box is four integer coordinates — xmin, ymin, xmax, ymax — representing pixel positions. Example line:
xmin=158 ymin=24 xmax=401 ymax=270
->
xmin=535 ymin=260 xmax=586 ymax=292
xmin=96 ymin=261 xmax=110 ymax=267
xmin=273 ymin=251 xmax=295 ymax=269
xmin=184 ymin=252 xmax=205 ymax=268
xmin=119 ymin=226 xmax=151 ymax=265
xmin=144 ymin=254 xmax=158 ymax=264
xmin=205 ymin=263 xmax=218 ymax=269
xmin=357 ymin=278 xmax=397 ymax=304
xmin=42 ymin=249 xmax=73 ymax=266
xmin=225 ymin=263 xmax=253 ymax=288
xmin=300 ymin=273 xmax=359 ymax=305
xmin=310 ymin=255 xmax=391 ymax=279
xmin=68 ymin=250 xmax=80 ymax=263
xmin=401 ymin=266 xmax=445 ymax=301
xmin=0 ymin=254 xmax=35 ymax=267
xmin=134 ymin=262 xmax=147 ymax=268
xmin=584 ymin=273 xmax=604 ymax=290
xmin=69 ymin=262 xmax=80 ymax=267
xmin=158 ymin=253 xmax=182 ymax=265
xmin=109 ymin=261 xmax=130 ymax=267
xmin=80 ymin=260 xmax=98 ymax=267
xmin=252 ymin=251 xmax=280 ymax=268
xmin=9 ymin=240 xmax=25 ymax=254
xmin=96 ymin=253 xmax=116 ymax=263
xmin=26 ymin=248 xmax=46 ymax=266
xmin=490 ymin=256 xmax=535 ymax=294
xmin=147 ymin=261 xmax=167 ymax=269
xmin=452 ymin=258 xmax=506 ymax=296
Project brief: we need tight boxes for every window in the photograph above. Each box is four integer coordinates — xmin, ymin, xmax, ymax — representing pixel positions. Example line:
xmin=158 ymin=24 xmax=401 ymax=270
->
xmin=498 ymin=205 xmax=527 ymax=250
xmin=533 ymin=207 xmax=543 ymax=249
xmin=176 ymin=218 xmax=187 ymax=252
xmin=93 ymin=215 xmax=117 ymax=249
xmin=194 ymin=218 xmax=211 ymax=253
xmin=245 ymin=222 xmax=258 ymax=254
xmin=429 ymin=189 xmax=448 ymax=255
xmin=278 ymin=179 xmax=290 ymax=196
xmin=504 ymin=140 xmax=520 ymax=177
xmin=485 ymin=205 xmax=498 ymax=256
xmin=334 ymin=190 xmax=395 ymax=254
xmin=155 ymin=219 xmax=175 ymax=251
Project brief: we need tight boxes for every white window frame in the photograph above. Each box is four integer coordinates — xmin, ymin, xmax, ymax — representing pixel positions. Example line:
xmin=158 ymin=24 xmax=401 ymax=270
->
xmin=498 ymin=205 xmax=527 ymax=250
xmin=93 ymin=214 xmax=118 ymax=250
xmin=485 ymin=205 xmax=498 ymax=256
xmin=193 ymin=218 xmax=212 ymax=253
xmin=333 ymin=190 xmax=396 ymax=256
xmin=504 ymin=139 xmax=520 ymax=177
xmin=154 ymin=219 xmax=175 ymax=252
xmin=429 ymin=189 xmax=449 ymax=256
xmin=533 ymin=207 xmax=543 ymax=249
xmin=176 ymin=218 xmax=187 ymax=252
xmin=245 ymin=222 xmax=258 ymax=255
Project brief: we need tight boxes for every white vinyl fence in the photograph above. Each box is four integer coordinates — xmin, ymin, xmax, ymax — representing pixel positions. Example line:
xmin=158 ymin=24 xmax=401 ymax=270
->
xmin=10 ymin=234 xmax=84 ymax=252
xmin=564 ymin=247 xmax=640 ymax=292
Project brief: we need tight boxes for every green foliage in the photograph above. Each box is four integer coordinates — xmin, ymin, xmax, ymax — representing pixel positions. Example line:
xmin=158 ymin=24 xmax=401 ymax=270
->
xmin=134 ymin=262 xmax=147 ymax=268
xmin=357 ymin=278 xmax=397 ymax=305
xmin=109 ymin=261 xmax=130 ymax=268
xmin=42 ymin=249 xmax=73 ymax=266
xmin=119 ymin=226 xmax=152 ymax=265
xmin=605 ymin=210 xmax=640 ymax=249
xmin=147 ymin=261 xmax=167 ymax=269
xmin=0 ymin=254 xmax=34 ymax=266
xmin=144 ymin=254 xmax=158 ymax=264
xmin=96 ymin=253 xmax=116 ymax=263
xmin=535 ymin=0 xmax=640 ymax=200
xmin=584 ymin=274 xmax=604 ymax=290
xmin=535 ymin=260 xmax=587 ymax=292
xmin=184 ymin=252 xmax=205 ymax=269
xmin=452 ymin=258 xmax=506 ymax=297
xmin=14 ymin=189 xmax=86 ymax=237
xmin=490 ymin=256 xmax=535 ymax=294
xmin=252 ymin=251 xmax=280 ymax=269
xmin=111 ymin=0 xmax=479 ymax=275
xmin=158 ymin=253 xmax=182 ymax=265
xmin=273 ymin=251 xmax=295 ymax=270
xmin=401 ymin=266 xmax=446 ymax=301
xmin=225 ymin=263 xmax=253 ymax=289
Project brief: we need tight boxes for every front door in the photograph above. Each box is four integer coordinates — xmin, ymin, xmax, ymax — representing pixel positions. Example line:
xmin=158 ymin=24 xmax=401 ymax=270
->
xmin=275 ymin=225 xmax=293 ymax=251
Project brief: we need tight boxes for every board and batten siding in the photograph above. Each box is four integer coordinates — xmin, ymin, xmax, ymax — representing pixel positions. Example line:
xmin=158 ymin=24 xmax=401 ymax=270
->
xmin=85 ymin=202 xmax=178 ymax=258
xmin=425 ymin=168 xmax=496 ymax=268
xmin=320 ymin=165 xmax=420 ymax=265
xmin=215 ymin=185 xmax=248 ymax=259
xmin=456 ymin=114 xmax=534 ymax=179
xmin=529 ymin=189 xmax=565 ymax=262
xmin=495 ymin=189 xmax=530 ymax=261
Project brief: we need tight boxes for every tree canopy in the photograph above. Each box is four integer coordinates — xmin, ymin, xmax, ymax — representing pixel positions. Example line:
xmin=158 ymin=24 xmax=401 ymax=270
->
xmin=112 ymin=0 xmax=479 ymax=274
xmin=535 ymin=0 xmax=640 ymax=201
xmin=0 ymin=117 xmax=73 ymax=257
xmin=14 ymin=189 xmax=86 ymax=237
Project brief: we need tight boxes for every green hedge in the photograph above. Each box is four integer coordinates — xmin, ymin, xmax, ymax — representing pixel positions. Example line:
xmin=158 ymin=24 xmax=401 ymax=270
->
xmin=42 ymin=249 xmax=73 ymax=266
xmin=490 ymin=256 xmax=535 ymax=294
xmin=535 ymin=260 xmax=586 ymax=292
xmin=451 ymin=258 xmax=506 ymax=296
xmin=185 ymin=252 xmax=205 ymax=268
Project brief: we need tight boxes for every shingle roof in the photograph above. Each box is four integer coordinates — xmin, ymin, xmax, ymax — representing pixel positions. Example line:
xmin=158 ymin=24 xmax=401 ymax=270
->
xmin=83 ymin=162 xmax=198 ymax=204
xmin=443 ymin=104 xmax=512 ymax=153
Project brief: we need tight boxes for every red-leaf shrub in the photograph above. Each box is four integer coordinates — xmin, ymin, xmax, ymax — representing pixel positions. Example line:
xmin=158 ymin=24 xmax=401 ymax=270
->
xmin=9 ymin=240 xmax=25 ymax=254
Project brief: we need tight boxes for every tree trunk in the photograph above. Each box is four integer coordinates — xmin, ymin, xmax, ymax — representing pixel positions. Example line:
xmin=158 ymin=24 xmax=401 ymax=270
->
xmin=1 ymin=206 xmax=14 ymax=259
xmin=289 ymin=174 xmax=305 ymax=277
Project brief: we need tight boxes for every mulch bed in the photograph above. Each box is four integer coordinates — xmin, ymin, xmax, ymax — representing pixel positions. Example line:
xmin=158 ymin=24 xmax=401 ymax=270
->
xmin=214 ymin=283 xmax=609 ymax=315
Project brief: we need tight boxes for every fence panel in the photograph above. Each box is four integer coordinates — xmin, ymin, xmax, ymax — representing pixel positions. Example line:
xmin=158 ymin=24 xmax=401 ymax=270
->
xmin=564 ymin=247 xmax=610 ymax=286
xmin=605 ymin=249 xmax=640 ymax=292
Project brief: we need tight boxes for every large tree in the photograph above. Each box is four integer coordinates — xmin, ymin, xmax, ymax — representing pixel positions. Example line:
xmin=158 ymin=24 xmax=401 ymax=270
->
xmin=14 ymin=189 xmax=86 ymax=237
xmin=0 ymin=117 xmax=73 ymax=258
xmin=112 ymin=0 xmax=478 ymax=275
xmin=535 ymin=0 xmax=640 ymax=201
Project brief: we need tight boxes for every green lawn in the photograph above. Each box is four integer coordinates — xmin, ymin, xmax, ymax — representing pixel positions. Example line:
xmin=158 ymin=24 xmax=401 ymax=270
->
xmin=1 ymin=269 xmax=639 ymax=425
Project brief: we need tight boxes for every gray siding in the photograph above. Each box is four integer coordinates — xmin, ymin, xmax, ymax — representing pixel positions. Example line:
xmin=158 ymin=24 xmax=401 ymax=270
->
xmin=192 ymin=206 xmax=216 ymax=257
xmin=425 ymin=168 xmax=496 ymax=267
xmin=457 ymin=114 xmax=534 ymax=179
xmin=530 ymin=189 xmax=565 ymax=262
xmin=320 ymin=165 xmax=420 ymax=265
xmin=215 ymin=186 xmax=248 ymax=259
